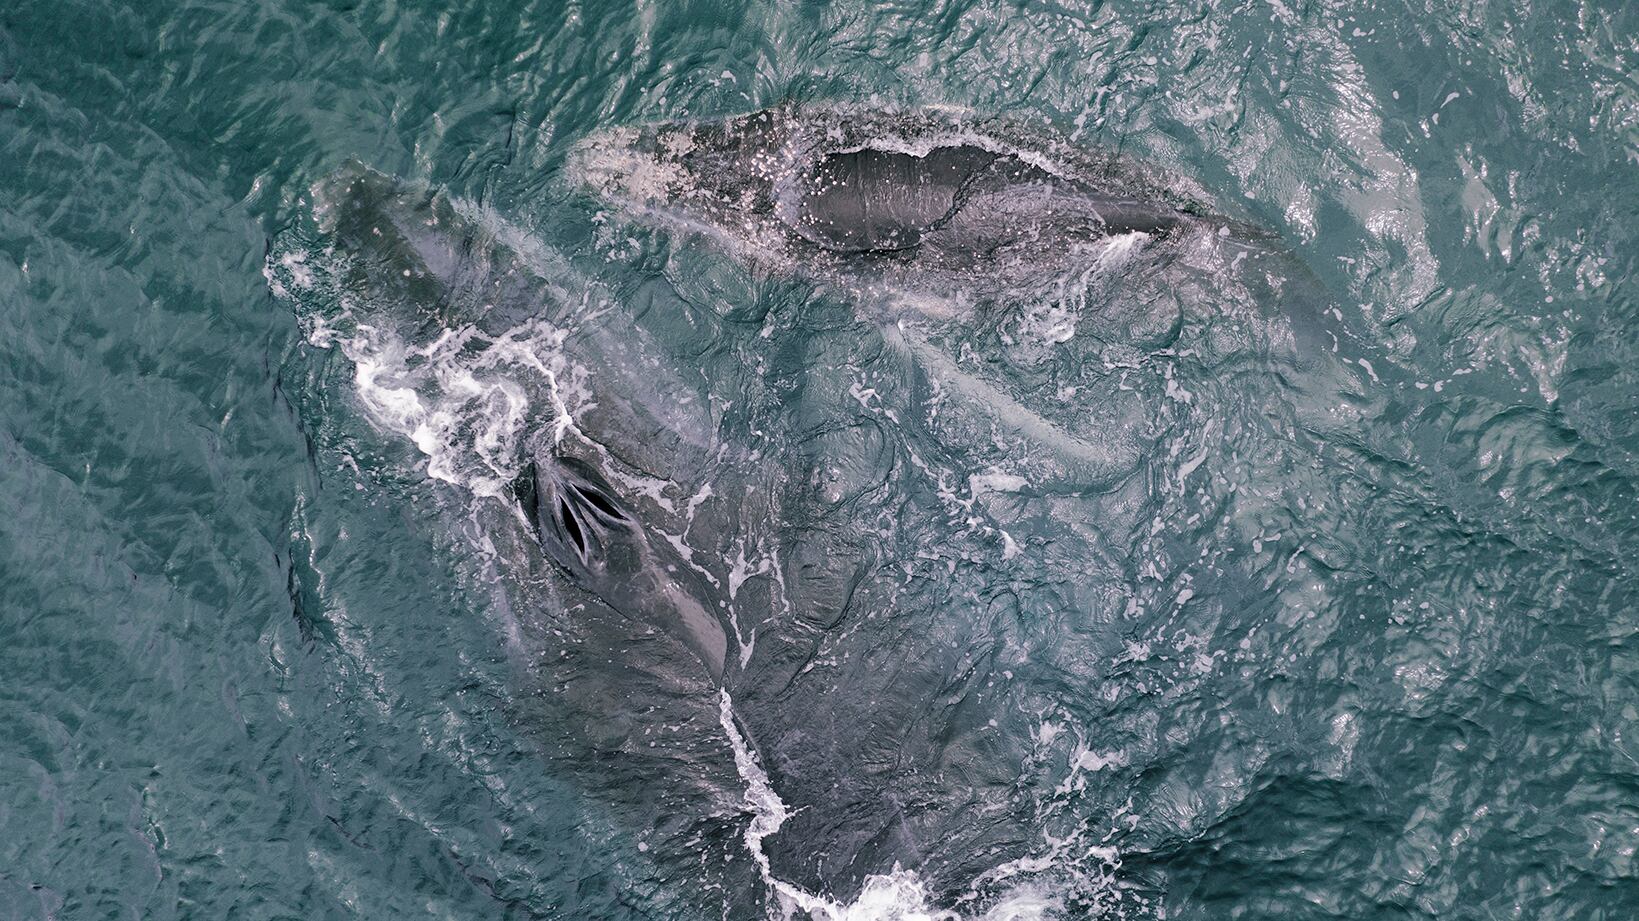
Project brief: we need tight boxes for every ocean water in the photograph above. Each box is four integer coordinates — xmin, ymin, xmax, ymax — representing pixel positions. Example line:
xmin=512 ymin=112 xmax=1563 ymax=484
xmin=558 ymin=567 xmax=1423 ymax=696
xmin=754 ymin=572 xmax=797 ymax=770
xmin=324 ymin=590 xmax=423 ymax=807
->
xmin=4 ymin=1 xmax=1639 ymax=919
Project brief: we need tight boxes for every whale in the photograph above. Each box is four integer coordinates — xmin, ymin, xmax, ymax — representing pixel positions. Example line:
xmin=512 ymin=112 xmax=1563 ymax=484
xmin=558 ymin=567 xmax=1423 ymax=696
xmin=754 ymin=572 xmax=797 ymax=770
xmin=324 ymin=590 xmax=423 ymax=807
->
xmin=276 ymin=160 xmax=1126 ymax=915
xmin=286 ymin=161 xmax=1131 ymax=915
xmin=570 ymin=103 xmax=1283 ymax=319
xmin=276 ymin=161 xmax=807 ymax=916
xmin=572 ymin=102 xmax=1399 ymax=443
xmin=568 ymin=103 xmax=1376 ymax=493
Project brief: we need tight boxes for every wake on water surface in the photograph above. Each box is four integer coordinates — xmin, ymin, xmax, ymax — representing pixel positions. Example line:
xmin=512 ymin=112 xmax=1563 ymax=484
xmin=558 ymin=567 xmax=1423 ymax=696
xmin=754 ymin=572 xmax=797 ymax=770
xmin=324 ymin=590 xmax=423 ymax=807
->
xmin=267 ymin=107 xmax=1395 ymax=920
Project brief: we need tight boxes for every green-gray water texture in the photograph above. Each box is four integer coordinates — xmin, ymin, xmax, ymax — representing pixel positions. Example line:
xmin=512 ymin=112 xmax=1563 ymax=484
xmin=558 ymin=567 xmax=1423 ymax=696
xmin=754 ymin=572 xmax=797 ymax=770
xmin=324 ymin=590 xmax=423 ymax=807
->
xmin=3 ymin=1 xmax=1639 ymax=919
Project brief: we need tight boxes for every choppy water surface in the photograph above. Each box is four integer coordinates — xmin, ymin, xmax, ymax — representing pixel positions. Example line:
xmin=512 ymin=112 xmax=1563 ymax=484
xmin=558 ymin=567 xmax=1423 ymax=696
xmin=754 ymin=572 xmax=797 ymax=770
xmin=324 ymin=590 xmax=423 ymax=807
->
xmin=5 ymin=2 xmax=1639 ymax=919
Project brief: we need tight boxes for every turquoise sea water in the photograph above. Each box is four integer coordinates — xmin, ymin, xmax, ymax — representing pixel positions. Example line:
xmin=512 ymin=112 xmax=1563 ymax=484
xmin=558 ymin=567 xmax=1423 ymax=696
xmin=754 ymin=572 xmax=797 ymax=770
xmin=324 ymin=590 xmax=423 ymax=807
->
xmin=5 ymin=2 xmax=1639 ymax=919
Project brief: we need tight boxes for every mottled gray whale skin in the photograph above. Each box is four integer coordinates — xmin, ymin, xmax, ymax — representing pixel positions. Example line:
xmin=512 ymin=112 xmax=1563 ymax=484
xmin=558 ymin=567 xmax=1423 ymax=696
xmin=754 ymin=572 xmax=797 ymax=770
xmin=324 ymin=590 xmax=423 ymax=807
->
xmin=573 ymin=104 xmax=1263 ymax=311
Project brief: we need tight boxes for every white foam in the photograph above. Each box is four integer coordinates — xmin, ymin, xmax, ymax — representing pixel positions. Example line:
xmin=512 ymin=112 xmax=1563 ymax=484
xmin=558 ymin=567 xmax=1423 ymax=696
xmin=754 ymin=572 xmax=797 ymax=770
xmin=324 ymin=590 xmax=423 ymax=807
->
xmin=574 ymin=128 xmax=692 ymax=206
xmin=267 ymin=242 xmax=582 ymax=501
xmin=355 ymin=319 xmax=573 ymax=497
xmin=970 ymin=471 xmax=1029 ymax=495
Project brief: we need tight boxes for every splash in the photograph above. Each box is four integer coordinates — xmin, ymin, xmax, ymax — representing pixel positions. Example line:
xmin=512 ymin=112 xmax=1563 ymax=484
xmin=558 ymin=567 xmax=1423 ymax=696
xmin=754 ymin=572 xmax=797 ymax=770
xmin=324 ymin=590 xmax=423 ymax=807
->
xmin=267 ymin=243 xmax=582 ymax=500
xmin=718 ymin=691 xmax=1072 ymax=921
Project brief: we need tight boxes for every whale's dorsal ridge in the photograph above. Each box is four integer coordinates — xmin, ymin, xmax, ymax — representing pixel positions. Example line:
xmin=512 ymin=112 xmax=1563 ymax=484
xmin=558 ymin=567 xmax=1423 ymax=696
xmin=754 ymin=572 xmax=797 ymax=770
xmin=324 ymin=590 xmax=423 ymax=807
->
xmin=794 ymin=145 xmax=1001 ymax=254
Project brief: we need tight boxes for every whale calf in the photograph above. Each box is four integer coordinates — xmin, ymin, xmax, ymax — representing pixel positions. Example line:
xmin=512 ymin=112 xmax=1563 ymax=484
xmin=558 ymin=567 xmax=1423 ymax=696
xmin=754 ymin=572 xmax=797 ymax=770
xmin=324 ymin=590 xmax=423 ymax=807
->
xmin=572 ymin=103 xmax=1269 ymax=315
xmin=575 ymin=102 xmax=1395 ymax=417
